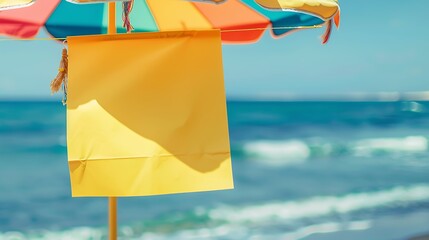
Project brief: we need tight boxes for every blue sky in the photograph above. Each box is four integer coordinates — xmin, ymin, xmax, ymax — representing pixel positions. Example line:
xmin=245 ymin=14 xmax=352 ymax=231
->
xmin=1 ymin=0 xmax=429 ymax=99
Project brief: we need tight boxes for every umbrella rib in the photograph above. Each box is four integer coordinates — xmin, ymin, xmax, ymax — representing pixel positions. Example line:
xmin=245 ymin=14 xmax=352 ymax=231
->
xmin=221 ymin=24 xmax=322 ymax=32
xmin=0 ymin=25 xmax=322 ymax=41
xmin=0 ymin=37 xmax=66 ymax=41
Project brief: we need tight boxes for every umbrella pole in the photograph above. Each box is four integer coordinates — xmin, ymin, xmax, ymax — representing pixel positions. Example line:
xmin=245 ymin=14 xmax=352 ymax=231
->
xmin=107 ymin=4 xmax=117 ymax=240
xmin=109 ymin=196 xmax=117 ymax=240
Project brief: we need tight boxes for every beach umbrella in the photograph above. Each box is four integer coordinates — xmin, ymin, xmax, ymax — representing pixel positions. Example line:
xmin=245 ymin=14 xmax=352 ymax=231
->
xmin=0 ymin=0 xmax=340 ymax=44
xmin=0 ymin=1 xmax=341 ymax=239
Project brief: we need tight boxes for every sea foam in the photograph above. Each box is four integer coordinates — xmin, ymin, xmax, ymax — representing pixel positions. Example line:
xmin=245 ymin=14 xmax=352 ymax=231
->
xmin=208 ymin=184 xmax=429 ymax=224
xmin=243 ymin=140 xmax=310 ymax=166
xmin=282 ymin=220 xmax=372 ymax=240
xmin=242 ymin=136 xmax=428 ymax=164
xmin=1 ymin=185 xmax=428 ymax=240
xmin=353 ymin=136 xmax=428 ymax=156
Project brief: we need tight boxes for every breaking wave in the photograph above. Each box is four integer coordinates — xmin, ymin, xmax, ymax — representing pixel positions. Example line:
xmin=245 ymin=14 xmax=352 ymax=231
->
xmin=243 ymin=140 xmax=310 ymax=166
xmin=208 ymin=184 xmax=429 ymax=223
xmin=241 ymin=136 xmax=428 ymax=165
xmin=2 ymin=185 xmax=429 ymax=240
xmin=353 ymin=136 xmax=427 ymax=156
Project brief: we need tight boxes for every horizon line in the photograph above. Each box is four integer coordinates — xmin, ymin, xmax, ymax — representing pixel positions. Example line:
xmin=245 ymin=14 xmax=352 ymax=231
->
xmin=2 ymin=91 xmax=429 ymax=102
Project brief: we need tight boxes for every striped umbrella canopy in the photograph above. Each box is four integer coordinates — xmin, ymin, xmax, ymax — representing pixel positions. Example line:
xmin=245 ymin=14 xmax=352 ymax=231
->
xmin=0 ymin=0 xmax=340 ymax=44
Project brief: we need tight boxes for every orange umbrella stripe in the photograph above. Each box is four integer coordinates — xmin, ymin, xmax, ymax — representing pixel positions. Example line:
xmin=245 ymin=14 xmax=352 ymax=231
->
xmin=192 ymin=0 xmax=271 ymax=43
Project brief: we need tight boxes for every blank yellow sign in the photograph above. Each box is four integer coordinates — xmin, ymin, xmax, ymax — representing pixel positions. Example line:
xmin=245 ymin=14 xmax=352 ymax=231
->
xmin=67 ymin=30 xmax=233 ymax=197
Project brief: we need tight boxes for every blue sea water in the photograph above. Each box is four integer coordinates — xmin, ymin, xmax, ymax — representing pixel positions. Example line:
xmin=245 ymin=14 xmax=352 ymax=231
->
xmin=0 ymin=100 xmax=429 ymax=240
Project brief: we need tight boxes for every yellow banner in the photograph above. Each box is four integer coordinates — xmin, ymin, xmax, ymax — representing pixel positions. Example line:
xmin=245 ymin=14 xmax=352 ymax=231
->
xmin=67 ymin=30 xmax=233 ymax=197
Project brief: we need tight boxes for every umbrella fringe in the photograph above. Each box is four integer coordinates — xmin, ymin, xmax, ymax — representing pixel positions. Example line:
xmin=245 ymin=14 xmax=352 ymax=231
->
xmin=122 ymin=0 xmax=134 ymax=33
xmin=50 ymin=47 xmax=68 ymax=105
xmin=321 ymin=19 xmax=332 ymax=44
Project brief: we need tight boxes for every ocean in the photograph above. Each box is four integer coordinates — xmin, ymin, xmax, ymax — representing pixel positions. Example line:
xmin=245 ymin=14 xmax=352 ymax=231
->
xmin=0 ymin=100 xmax=429 ymax=240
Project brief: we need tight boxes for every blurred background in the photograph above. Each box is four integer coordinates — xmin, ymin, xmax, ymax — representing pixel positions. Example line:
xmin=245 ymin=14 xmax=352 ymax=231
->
xmin=1 ymin=0 xmax=429 ymax=239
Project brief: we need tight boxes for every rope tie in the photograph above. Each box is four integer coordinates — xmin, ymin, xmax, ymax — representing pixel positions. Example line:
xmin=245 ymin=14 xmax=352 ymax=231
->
xmin=50 ymin=46 xmax=68 ymax=105
xmin=122 ymin=0 xmax=134 ymax=33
